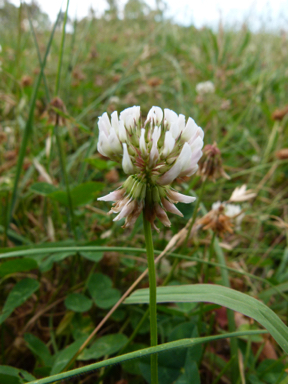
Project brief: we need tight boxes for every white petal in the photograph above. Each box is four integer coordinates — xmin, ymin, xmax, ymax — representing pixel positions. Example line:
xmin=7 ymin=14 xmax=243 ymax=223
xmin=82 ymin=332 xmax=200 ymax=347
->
xmin=155 ymin=204 xmax=171 ymax=227
xmin=98 ymin=189 xmax=124 ymax=202
xmin=111 ymin=111 xmax=119 ymax=133
xmin=178 ymin=114 xmax=185 ymax=133
xmin=119 ymin=120 xmax=127 ymax=142
xmin=158 ymin=143 xmax=192 ymax=185
xmin=122 ymin=143 xmax=135 ymax=174
xmin=189 ymin=135 xmax=204 ymax=152
xmin=120 ymin=106 xmax=140 ymax=127
xmin=149 ymin=126 xmax=161 ymax=166
xmin=97 ymin=131 xmax=111 ymax=157
xmin=164 ymin=108 xmax=178 ymax=126
xmin=181 ymin=117 xmax=198 ymax=142
xmin=146 ymin=106 xmax=163 ymax=125
xmin=167 ymin=190 xmax=196 ymax=204
xmin=108 ymin=127 xmax=122 ymax=154
xmin=162 ymin=131 xmax=175 ymax=157
xmin=170 ymin=122 xmax=180 ymax=139
xmin=114 ymin=200 xmax=135 ymax=221
xmin=139 ymin=129 xmax=147 ymax=155
xmin=162 ymin=198 xmax=183 ymax=217
xmin=98 ymin=112 xmax=111 ymax=136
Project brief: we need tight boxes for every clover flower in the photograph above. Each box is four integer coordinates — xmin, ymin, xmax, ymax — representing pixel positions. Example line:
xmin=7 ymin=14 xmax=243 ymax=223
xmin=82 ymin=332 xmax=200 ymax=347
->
xmin=198 ymin=142 xmax=230 ymax=181
xmin=97 ymin=106 xmax=204 ymax=231
xmin=196 ymin=81 xmax=215 ymax=95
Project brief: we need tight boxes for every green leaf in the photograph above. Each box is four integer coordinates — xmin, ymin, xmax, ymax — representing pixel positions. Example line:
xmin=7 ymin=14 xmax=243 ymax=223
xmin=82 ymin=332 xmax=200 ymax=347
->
xmin=65 ymin=293 xmax=93 ymax=313
xmin=125 ymin=284 xmax=288 ymax=354
xmin=80 ymin=252 xmax=103 ymax=262
xmin=39 ymin=252 xmax=74 ymax=272
xmin=87 ymin=273 xmax=121 ymax=309
xmin=30 ymin=182 xmax=58 ymax=196
xmin=48 ymin=182 xmax=104 ymax=207
xmin=24 ymin=333 xmax=54 ymax=367
xmin=50 ymin=336 xmax=87 ymax=375
xmin=0 ymin=258 xmax=38 ymax=277
xmin=79 ymin=334 xmax=128 ymax=361
xmin=0 ymin=278 xmax=40 ymax=325
xmin=0 ymin=365 xmax=36 ymax=383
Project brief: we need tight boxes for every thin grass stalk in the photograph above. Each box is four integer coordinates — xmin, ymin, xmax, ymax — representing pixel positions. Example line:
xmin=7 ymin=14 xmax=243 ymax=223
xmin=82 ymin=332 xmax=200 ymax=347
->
xmin=184 ymin=179 xmax=206 ymax=246
xmin=55 ymin=0 xmax=70 ymax=96
xmin=26 ymin=331 xmax=266 ymax=384
xmin=8 ymin=11 xmax=61 ymax=225
xmin=28 ymin=14 xmax=50 ymax=102
xmin=143 ymin=213 xmax=158 ymax=384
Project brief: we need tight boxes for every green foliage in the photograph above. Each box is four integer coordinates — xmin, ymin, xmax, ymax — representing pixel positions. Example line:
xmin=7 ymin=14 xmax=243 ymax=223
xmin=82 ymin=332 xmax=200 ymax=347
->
xmin=0 ymin=278 xmax=39 ymax=324
xmin=1 ymin=2 xmax=288 ymax=383
xmin=87 ymin=273 xmax=121 ymax=309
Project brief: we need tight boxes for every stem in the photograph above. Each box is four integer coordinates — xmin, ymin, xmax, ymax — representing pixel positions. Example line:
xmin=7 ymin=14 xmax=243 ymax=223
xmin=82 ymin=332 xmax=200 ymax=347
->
xmin=55 ymin=123 xmax=77 ymax=240
xmin=184 ymin=179 xmax=206 ymax=247
xmin=143 ymin=213 xmax=158 ymax=384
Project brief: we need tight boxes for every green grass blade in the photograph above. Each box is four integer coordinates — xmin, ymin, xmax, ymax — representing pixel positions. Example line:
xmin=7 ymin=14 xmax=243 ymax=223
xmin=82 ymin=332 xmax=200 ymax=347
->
xmin=27 ymin=12 xmax=50 ymax=101
xmin=8 ymin=10 xmax=61 ymax=224
xmin=55 ymin=0 xmax=70 ymax=96
xmin=26 ymin=330 xmax=266 ymax=384
xmin=125 ymin=284 xmax=288 ymax=353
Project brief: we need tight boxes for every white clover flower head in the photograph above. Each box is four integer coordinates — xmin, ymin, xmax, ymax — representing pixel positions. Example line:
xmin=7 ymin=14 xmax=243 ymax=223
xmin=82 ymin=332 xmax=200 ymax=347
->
xmin=196 ymin=81 xmax=215 ymax=95
xmin=212 ymin=201 xmax=244 ymax=231
xmin=97 ymin=106 xmax=204 ymax=231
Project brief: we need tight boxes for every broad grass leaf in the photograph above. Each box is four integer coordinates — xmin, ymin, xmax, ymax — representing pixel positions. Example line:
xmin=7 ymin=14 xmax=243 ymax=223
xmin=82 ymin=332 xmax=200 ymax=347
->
xmin=24 ymin=333 xmax=54 ymax=367
xmin=50 ymin=336 xmax=87 ymax=375
xmin=87 ymin=273 xmax=121 ymax=309
xmin=0 ymin=258 xmax=38 ymax=277
xmin=78 ymin=334 xmax=128 ymax=361
xmin=64 ymin=293 xmax=93 ymax=313
xmin=30 ymin=182 xmax=58 ymax=196
xmin=0 ymin=278 xmax=39 ymax=325
xmin=125 ymin=284 xmax=288 ymax=354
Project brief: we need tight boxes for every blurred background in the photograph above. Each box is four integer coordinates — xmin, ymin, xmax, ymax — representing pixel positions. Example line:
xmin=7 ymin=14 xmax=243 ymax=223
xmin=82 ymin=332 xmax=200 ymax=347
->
xmin=5 ymin=0 xmax=288 ymax=30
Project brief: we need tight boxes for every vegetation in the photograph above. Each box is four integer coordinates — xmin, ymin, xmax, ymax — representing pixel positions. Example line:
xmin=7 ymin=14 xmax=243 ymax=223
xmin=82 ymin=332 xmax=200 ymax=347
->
xmin=0 ymin=0 xmax=288 ymax=383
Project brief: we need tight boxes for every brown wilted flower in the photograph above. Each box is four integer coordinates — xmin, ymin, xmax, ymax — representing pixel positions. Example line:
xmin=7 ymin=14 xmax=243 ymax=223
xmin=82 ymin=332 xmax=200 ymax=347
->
xmin=198 ymin=142 xmax=230 ymax=182
xmin=198 ymin=204 xmax=234 ymax=237
xmin=46 ymin=97 xmax=67 ymax=126
xmin=147 ymin=77 xmax=163 ymax=87
xmin=20 ymin=75 xmax=33 ymax=87
xmin=72 ymin=68 xmax=86 ymax=81
xmin=275 ymin=148 xmax=288 ymax=160
xmin=0 ymin=131 xmax=6 ymax=144
xmin=89 ymin=47 xmax=98 ymax=59
xmin=272 ymin=105 xmax=288 ymax=121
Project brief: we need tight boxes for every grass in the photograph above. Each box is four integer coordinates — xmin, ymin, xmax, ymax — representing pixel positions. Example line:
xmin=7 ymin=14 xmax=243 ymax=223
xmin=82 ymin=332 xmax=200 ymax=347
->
xmin=0 ymin=2 xmax=288 ymax=384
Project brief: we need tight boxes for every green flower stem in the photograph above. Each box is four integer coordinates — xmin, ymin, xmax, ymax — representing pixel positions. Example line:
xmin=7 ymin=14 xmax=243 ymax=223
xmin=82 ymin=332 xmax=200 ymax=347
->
xmin=143 ymin=213 xmax=158 ymax=384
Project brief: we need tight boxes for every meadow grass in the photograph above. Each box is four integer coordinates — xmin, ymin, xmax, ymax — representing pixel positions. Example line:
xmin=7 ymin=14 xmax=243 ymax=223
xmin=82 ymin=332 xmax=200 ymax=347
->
xmin=0 ymin=4 xmax=288 ymax=383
